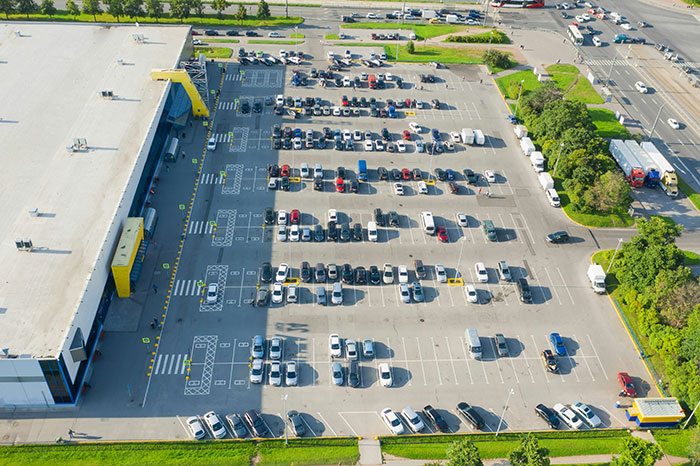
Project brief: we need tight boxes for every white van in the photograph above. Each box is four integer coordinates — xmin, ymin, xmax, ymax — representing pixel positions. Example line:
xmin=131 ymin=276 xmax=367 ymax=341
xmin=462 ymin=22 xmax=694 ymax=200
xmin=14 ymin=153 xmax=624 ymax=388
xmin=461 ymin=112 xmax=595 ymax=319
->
xmin=367 ymin=221 xmax=378 ymax=242
xmin=420 ymin=211 xmax=435 ymax=235
xmin=465 ymin=328 xmax=482 ymax=360
xmin=546 ymin=188 xmax=561 ymax=207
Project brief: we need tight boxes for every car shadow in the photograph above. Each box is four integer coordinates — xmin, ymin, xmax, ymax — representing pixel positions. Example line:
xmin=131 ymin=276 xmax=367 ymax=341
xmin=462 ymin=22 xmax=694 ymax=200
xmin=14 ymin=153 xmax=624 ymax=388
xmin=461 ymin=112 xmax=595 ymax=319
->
xmin=390 ymin=366 xmax=412 ymax=388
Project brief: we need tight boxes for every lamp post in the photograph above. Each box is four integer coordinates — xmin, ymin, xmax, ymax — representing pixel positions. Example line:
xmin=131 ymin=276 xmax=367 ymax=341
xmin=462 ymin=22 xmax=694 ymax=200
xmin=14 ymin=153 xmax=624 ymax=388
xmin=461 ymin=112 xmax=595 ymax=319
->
xmin=282 ymin=394 xmax=288 ymax=446
xmin=496 ymin=388 xmax=515 ymax=436
xmin=606 ymin=238 xmax=623 ymax=275
xmin=513 ymin=79 xmax=524 ymax=117
xmin=487 ymin=31 xmax=494 ymax=53
xmin=294 ymin=26 xmax=298 ymax=57
xmin=648 ymin=103 xmax=666 ymax=140
xmin=552 ymin=142 xmax=565 ymax=177
xmin=455 ymin=236 xmax=467 ymax=280
xmin=605 ymin=54 xmax=616 ymax=88
xmin=285 ymin=0 xmax=288 ymax=18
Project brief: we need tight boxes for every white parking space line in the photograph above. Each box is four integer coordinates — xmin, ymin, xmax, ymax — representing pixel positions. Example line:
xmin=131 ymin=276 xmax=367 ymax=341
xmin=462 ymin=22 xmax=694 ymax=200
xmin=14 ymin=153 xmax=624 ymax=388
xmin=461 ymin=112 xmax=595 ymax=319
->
xmin=228 ymin=339 xmax=237 ymax=389
xmin=557 ymin=267 xmax=575 ymax=304
xmin=430 ymin=337 xmax=443 ymax=386
xmin=312 ymin=338 xmax=316 ymax=387
xmin=401 ymin=337 xmax=412 ymax=386
xmin=459 ymin=336 xmax=475 ymax=384
xmin=445 ymin=336 xmax=459 ymax=385
xmin=544 ymin=268 xmax=563 ymax=305
xmin=316 ymin=412 xmax=336 ymax=436
xmin=338 ymin=412 xmax=359 ymax=437
xmin=530 ymin=334 xmax=550 ymax=382
xmin=573 ymin=334 xmax=595 ymax=382
xmin=587 ymin=334 xmax=608 ymax=380
xmin=416 ymin=337 xmax=428 ymax=385
xmin=489 ymin=339 xmax=505 ymax=384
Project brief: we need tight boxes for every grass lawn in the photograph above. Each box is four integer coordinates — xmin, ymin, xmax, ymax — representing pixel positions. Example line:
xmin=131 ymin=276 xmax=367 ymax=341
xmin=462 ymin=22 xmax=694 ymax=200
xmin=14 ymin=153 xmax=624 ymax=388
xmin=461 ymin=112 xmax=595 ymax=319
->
xmin=3 ymin=10 xmax=302 ymax=26
xmin=588 ymin=108 xmax=632 ymax=139
xmin=257 ymin=439 xmax=360 ymax=466
xmin=444 ymin=29 xmax=510 ymax=44
xmin=194 ymin=46 xmax=233 ymax=58
xmin=341 ymin=22 xmax=467 ymax=40
xmin=335 ymin=42 xmax=385 ymax=47
xmin=652 ymin=429 xmax=693 ymax=457
xmin=495 ymin=70 xmax=542 ymax=100
xmin=248 ymin=39 xmax=305 ymax=44
xmin=325 ymin=34 xmax=339 ymax=39
xmin=384 ymin=44 xmax=483 ymax=65
xmin=555 ymin=177 xmax=635 ymax=228
xmin=290 ymin=33 xmax=305 ymax=38
xmin=204 ymin=38 xmax=240 ymax=43
xmin=678 ymin=176 xmax=700 ymax=212
xmin=381 ymin=430 xmax=630 ymax=460
xmin=546 ymin=64 xmax=603 ymax=104
xmin=491 ymin=58 xmax=519 ymax=74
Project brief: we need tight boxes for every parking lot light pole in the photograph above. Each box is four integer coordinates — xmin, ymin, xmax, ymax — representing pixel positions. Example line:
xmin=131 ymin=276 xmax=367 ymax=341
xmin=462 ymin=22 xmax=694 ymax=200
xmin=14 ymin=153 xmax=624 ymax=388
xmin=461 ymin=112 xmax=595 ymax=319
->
xmin=282 ymin=394 xmax=288 ymax=446
xmin=294 ymin=26 xmax=298 ymax=56
xmin=496 ymin=388 xmax=515 ymax=436
xmin=648 ymin=103 xmax=666 ymax=140
xmin=513 ymin=79 xmax=525 ymax=117
xmin=606 ymin=238 xmax=624 ymax=274
xmin=605 ymin=54 xmax=616 ymax=88
xmin=552 ymin=142 xmax=565 ymax=177
xmin=455 ymin=236 xmax=467 ymax=279
xmin=487 ymin=31 xmax=494 ymax=53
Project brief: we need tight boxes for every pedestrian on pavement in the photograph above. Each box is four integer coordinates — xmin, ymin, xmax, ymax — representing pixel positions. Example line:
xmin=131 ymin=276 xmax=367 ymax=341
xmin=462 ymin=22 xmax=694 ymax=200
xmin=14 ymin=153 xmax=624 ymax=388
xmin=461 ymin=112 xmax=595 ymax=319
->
xmin=153 ymin=284 xmax=158 ymax=294
xmin=150 ymin=321 xmax=155 ymax=329
xmin=189 ymin=121 xmax=193 ymax=127
xmin=479 ymin=187 xmax=482 ymax=194
xmin=182 ymin=132 xmax=186 ymax=139
xmin=68 ymin=429 xmax=74 ymax=439
xmin=182 ymin=152 xmax=185 ymax=160
xmin=153 ymin=317 xmax=159 ymax=328
xmin=165 ymin=165 xmax=170 ymax=173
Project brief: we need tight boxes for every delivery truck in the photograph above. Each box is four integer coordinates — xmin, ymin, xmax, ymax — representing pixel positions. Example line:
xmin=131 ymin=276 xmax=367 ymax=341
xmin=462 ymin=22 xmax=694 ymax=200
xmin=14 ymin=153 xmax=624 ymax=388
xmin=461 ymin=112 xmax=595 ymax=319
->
xmin=609 ymin=139 xmax=645 ymax=187
xmin=473 ymin=129 xmax=485 ymax=145
xmin=587 ymin=264 xmax=606 ymax=294
xmin=520 ymin=137 xmax=535 ymax=156
xmin=531 ymin=152 xmax=545 ymax=172
xmin=446 ymin=14 xmax=459 ymax=24
xmin=625 ymin=140 xmax=660 ymax=188
xmin=461 ymin=128 xmax=474 ymax=145
xmin=513 ymin=125 xmax=528 ymax=139
xmin=641 ymin=141 xmax=678 ymax=197
xmin=538 ymin=172 xmax=554 ymax=190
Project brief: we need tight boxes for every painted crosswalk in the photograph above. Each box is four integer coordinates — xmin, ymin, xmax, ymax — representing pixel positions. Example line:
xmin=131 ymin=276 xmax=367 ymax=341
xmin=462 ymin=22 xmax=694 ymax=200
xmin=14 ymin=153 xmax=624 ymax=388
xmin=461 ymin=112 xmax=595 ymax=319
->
xmin=153 ymin=353 xmax=190 ymax=375
xmin=224 ymin=73 xmax=244 ymax=81
xmin=173 ymin=280 xmax=204 ymax=296
xmin=188 ymin=220 xmax=215 ymax=235
xmin=199 ymin=173 xmax=225 ymax=185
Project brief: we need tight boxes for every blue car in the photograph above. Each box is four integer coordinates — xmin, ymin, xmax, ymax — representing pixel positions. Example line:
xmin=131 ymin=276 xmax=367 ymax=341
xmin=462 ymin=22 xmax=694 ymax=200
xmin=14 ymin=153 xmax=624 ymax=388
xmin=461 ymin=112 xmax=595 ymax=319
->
xmin=550 ymin=333 xmax=566 ymax=356
xmin=431 ymin=128 xmax=440 ymax=141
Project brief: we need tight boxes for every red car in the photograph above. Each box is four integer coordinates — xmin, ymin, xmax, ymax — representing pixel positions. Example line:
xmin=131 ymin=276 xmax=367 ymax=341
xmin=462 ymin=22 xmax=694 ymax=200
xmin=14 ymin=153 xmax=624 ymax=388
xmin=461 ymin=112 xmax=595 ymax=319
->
xmin=402 ymin=130 xmax=411 ymax=141
xmin=405 ymin=98 xmax=414 ymax=108
xmin=290 ymin=209 xmax=300 ymax=225
xmin=448 ymin=181 xmax=459 ymax=194
xmin=437 ymin=227 xmax=448 ymax=243
xmin=341 ymin=96 xmax=349 ymax=107
xmin=280 ymin=164 xmax=290 ymax=177
xmin=192 ymin=30 xmax=201 ymax=35
xmin=617 ymin=372 xmax=637 ymax=397
xmin=336 ymin=178 xmax=345 ymax=192
xmin=401 ymin=168 xmax=411 ymax=180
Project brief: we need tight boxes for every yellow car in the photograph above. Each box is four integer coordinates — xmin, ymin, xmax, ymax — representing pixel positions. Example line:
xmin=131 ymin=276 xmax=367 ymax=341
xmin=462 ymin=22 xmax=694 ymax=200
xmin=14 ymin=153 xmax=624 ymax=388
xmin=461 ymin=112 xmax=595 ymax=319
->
xmin=429 ymin=18 xmax=441 ymax=24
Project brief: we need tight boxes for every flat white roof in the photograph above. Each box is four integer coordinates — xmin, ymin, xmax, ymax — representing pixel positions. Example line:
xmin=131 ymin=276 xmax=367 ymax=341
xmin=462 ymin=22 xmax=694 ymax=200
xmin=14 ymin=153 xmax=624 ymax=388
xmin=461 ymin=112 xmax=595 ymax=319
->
xmin=0 ymin=23 xmax=189 ymax=357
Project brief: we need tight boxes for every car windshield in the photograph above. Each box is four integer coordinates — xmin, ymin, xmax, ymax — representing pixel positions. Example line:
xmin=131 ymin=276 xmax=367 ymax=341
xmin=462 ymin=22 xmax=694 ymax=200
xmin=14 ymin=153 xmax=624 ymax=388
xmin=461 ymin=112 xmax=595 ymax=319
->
xmin=382 ymin=371 xmax=390 ymax=379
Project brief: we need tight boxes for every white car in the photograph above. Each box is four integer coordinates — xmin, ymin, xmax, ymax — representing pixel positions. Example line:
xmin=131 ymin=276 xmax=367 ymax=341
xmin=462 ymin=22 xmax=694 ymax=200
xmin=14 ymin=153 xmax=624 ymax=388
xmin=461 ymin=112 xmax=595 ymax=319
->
xmin=289 ymin=225 xmax=300 ymax=242
xmin=396 ymin=140 xmax=406 ymax=153
xmin=343 ymin=129 xmax=352 ymax=141
xmin=280 ymin=49 xmax=288 ymax=58
xmin=269 ymin=336 xmax=283 ymax=360
xmin=276 ymin=263 xmax=290 ymax=282
xmin=269 ymin=361 xmax=282 ymax=386
xmin=277 ymin=210 xmax=287 ymax=225
xmin=203 ymin=411 xmax=227 ymax=439
xmin=575 ymin=15 xmax=585 ymax=23
xmin=475 ymin=262 xmax=488 ymax=283
xmin=381 ymin=408 xmax=405 ymax=434
xmin=621 ymin=22 xmax=632 ymax=30
xmin=456 ymin=212 xmax=468 ymax=227
xmin=435 ymin=264 xmax=447 ymax=283
xmin=561 ymin=2 xmax=570 ymax=8
xmin=346 ymin=339 xmax=359 ymax=360
xmin=399 ymin=283 xmax=410 ymax=303
xmin=331 ymin=362 xmax=344 ymax=385
xmin=393 ymin=183 xmax=404 ymax=196
xmin=554 ymin=403 xmax=585 ymax=429
xmin=367 ymin=12 xmax=378 ymax=19
xmin=485 ymin=170 xmax=496 ymax=183
xmin=287 ymin=284 xmax=298 ymax=303
xmin=378 ymin=363 xmax=393 ymax=387
xmin=571 ymin=401 xmax=602 ymax=428
xmin=368 ymin=221 xmax=378 ymax=241
xmin=375 ymin=140 xmax=385 ymax=151
xmin=635 ymin=81 xmax=648 ymax=93
xmin=277 ymin=225 xmax=287 ymax=242
xmin=450 ymin=131 xmax=461 ymax=142
xmin=418 ymin=181 xmax=428 ymax=194
xmin=329 ymin=333 xmax=342 ymax=358
xmin=207 ymin=137 xmax=217 ymax=150
xmin=332 ymin=282 xmax=343 ymax=305
xmin=409 ymin=122 xmax=422 ymax=133
xmin=668 ymin=118 xmax=680 ymax=129
xmin=328 ymin=209 xmax=338 ymax=223
xmin=193 ymin=39 xmax=202 ymax=45
xmin=344 ymin=49 xmax=352 ymax=59
xmin=383 ymin=263 xmax=394 ymax=284
xmin=271 ymin=282 xmax=284 ymax=304
xmin=364 ymin=140 xmax=374 ymax=151
xmin=592 ymin=36 xmax=602 ymax=47
xmin=206 ymin=283 xmax=218 ymax=304
xmin=385 ymin=72 xmax=393 ymax=81
xmin=285 ymin=360 xmax=298 ymax=386
xmin=398 ymin=265 xmax=409 ymax=284
xmin=250 ymin=358 xmax=264 ymax=383
xmin=581 ymin=13 xmax=590 ymax=21
xmin=401 ymin=407 xmax=425 ymax=432
xmin=276 ymin=94 xmax=284 ymax=106
xmin=187 ymin=416 xmax=206 ymax=439
xmin=465 ymin=284 xmax=478 ymax=303
xmin=269 ymin=31 xmax=281 ymax=38
xmin=351 ymin=129 xmax=362 ymax=141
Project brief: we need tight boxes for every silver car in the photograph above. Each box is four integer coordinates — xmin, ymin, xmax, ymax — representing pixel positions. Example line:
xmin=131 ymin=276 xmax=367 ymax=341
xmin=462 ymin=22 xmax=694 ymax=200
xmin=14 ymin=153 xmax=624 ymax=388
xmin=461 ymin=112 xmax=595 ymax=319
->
xmin=332 ymin=362 xmax=344 ymax=385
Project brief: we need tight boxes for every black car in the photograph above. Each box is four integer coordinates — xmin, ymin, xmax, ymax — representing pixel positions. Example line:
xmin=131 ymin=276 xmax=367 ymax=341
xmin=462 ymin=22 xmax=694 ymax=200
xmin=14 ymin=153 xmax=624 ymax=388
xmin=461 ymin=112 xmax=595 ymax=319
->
xmin=272 ymin=125 xmax=282 ymax=139
xmin=255 ymin=288 xmax=270 ymax=307
xmin=260 ymin=262 xmax=273 ymax=283
xmin=350 ymin=179 xmax=359 ymax=193
xmin=388 ymin=211 xmax=399 ymax=227
xmin=463 ymin=169 xmax=478 ymax=184
xmin=391 ymin=169 xmax=402 ymax=181
xmin=352 ymin=223 xmax=363 ymax=241
xmin=204 ymin=29 xmax=219 ymax=36
xmin=253 ymin=102 xmax=262 ymax=113
xmin=412 ymin=168 xmax=422 ymax=180
xmin=374 ymin=208 xmax=385 ymax=226
xmin=283 ymin=127 xmax=292 ymax=138
xmin=314 ymin=224 xmax=325 ymax=242
xmin=305 ymin=96 xmax=314 ymax=107
xmin=226 ymin=30 xmax=240 ymax=36
xmin=360 ymin=97 xmax=368 ymax=107
xmin=240 ymin=102 xmax=250 ymax=113
xmin=434 ymin=168 xmax=447 ymax=181
xmin=300 ymin=261 xmax=312 ymax=283
xmin=381 ymin=128 xmax=391 ymax=141
xmin=285 ymin=96 xmax=294 ymax=107
xmin=457 ymin=402 xmax=485 ymax=430
xmin=355 ymin=266 xmax=367 ymax=284
xmin=314 ymin=177 xmax=324 ymax=191
xmin=340 ymin=223 xmax=351 ymax=242
xmin=535 ymin=404 xmax=561 ymax=429
xmin=245 ymin=31 xmax=259 ymax=37
xmin=310 ymin=68 xmax=318 ymax=78
xmin=323 ymin=127 xmax=332 ymax=139
xmin=282 ymin=138 xmax=292 ymax=149
xmin=351 ymin=96 xmax=358 ymax=107
xmin=244 ymin=409 xmax=268 ymax=437
xmin=269 ymin=164 xmax=279 ymax=177
xmin=546 ymin=231 xmax=570 ymax=243
xmin=342 ymin=264 xmax=354 ymax=284
xmin=280 ymin=176 xmax=290 ymax=191
xmin=313 ymin=263 xmax=326 ymax=283
xmin=517 ymin=278 xmax=532 ymax=303
xmin=272 ymin=139 xmax=281 ymax=150
xmin=423 ymin=405 xmax=448 ymax=433
xmin=328 ymin=222 xmax=338 ymax=241
xmin=420 ymin=74 xmax=428 ymax=83
xmin=336 ymin=167 xmax=346 ymax=179
xmin=348 ymin=361 xmax=360 ymax=388
xmin=369 ymin=266 xmax=381 ymax=285
xmin=377 ymin=167 xmax=389 ymax=181
xmin=287 ymin=410 xmax=306 ymax=436
xmin=317 ymin=137 xmax=326 ymax=149
xmin=264 ymin=207 xmax=275 ymax=225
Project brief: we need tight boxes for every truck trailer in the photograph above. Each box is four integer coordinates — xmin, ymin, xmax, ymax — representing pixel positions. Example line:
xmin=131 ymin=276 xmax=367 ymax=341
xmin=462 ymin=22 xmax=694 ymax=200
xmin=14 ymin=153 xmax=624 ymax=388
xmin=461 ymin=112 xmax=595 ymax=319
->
xmin=513 ymin=125 xmax=528 ymax=138
xmin=625 ymin=140 xmax=660 ymax=188
xmin=609 ymin=139 xmax=645 ymax=187
xmin=520 ymin=137 xmax=535 ymax=156
xmin=473 ymin=129 xmax=485 ymax=145
xmin=641 ymin=141 xmax=678 ymax=197
xmin=461 ymin=128 xmax=474 ymax=145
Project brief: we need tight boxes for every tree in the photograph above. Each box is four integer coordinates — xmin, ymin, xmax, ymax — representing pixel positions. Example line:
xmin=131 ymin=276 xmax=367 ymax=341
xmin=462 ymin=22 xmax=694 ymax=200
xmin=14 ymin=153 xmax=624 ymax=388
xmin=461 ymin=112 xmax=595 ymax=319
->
xmin=653 ymin=267 xmax=700 ymax=328
xmin=66 ymin=0 xmax=80 ymax=17
xmin=123 ymin=0 xmax=143 ymax=18
xmin=582 ymin=171 xmax=631 ymax=213
xmin=105 ymin=0 xmax=124 ymax=21
xmin=681 ymin=307 xmax=700 ymax=364
xmin=637 ymin=215 xmax=683 ymax=246
xmin=508 ymin=433 xmax=550 ymax=466
xmin=688 ymin=424 xmax=700 ymax=466
xmin=191 ymin=0 xmax=203 ymax=16
xmin=532 ymin=99 xmax=594 ymax=142
xmin=256 ymin=0 xmax=270 ymax=18
xmin=406 ymin=40 xmax=415 ymax=54
xmin=521 ymin=81 xmax=562 ymax=117
xmin=82 ymin=0 xmax=102 ymax=21
xmin=145 ymin=0 xmax=162 ymax=22
xmin=16 ymin=0 xmax=36 ymax=18
xmin=0 ymin=0 xmax=16 ymax=19
xmin=446 ymin=439 xmax=484 ymax=466
xmin=234 ymin=2 xmax=246 ymax=22
xmin=40 ymin=0 xmax=55 ymax=17
xmin=169 ymin=0 xmax=190 ymax=22
xmin=482 ymin=49 xmax=510 ymax=70
xmin=612 ymin=437 xmax=663 ymax=466
xmin=212 ymin=0 xmax=229 ymax=18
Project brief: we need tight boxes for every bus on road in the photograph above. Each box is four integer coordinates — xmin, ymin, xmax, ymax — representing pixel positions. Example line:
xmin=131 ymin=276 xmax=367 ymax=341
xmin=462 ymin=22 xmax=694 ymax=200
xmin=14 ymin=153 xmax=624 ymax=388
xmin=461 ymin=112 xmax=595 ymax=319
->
xmin=568 ymin=24 xmax=584 ymax=45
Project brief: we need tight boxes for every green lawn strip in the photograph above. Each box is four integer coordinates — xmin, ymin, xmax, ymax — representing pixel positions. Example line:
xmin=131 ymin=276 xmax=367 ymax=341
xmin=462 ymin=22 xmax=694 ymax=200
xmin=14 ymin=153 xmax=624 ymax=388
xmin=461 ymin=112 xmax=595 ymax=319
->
xmin=588 ymin=108 xmax=631 ymax=139
xmin=256 ymin=438 xmax=359 ymax=466
xmin=651 ymin=429 xmax=692 ymax=457
xmin=384 ymin=44 xmax=482 ymax=64
xmin=683 ymin=250 xmax=700 ymax=266
xmin=555 ymin=177 xmax=635 ymax=228
xmin=0 ymin=441 xmax=256 ymax=466
xmin=334 ymin=42 xmax=385 ymax=47
xmin=194 ymin=46 xmax=233 ymax=58
xmin=545 ymin=64 xmax=603 ymax=104
xmin=566 ymin=77 xmax=604 ymax=104
xmin=203 ymin=38 xmax=240 ymax=43
xmin=678 ymin=176 xmax=700 ymax=212
xmin=443 ymin=29 xmax=511 ymax=44
xmin=495 ymin=70 xmax=542 ymax=100
xmin=325 ymin=34 xmax=339 ymax=39
xmin=171 ymin=0 xmax=321 ymax=5
xmin=341 ymin=22 xmax=467 ymax=40
xmin=248 ymin=39 xmax=305 ymax=44
xmin=3 ymin=10 xmax=302 ymax=26
xmin=290 ymin=33 xmax=305 ymax=38
xmin=381 ymin=430 xmax=630 ymax=460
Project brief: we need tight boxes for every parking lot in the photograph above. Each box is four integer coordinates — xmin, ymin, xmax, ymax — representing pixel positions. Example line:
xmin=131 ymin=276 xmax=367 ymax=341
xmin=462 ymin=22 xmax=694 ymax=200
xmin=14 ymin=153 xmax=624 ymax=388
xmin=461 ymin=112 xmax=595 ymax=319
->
xmin=143 ymin=48 xmax=655 ymax=439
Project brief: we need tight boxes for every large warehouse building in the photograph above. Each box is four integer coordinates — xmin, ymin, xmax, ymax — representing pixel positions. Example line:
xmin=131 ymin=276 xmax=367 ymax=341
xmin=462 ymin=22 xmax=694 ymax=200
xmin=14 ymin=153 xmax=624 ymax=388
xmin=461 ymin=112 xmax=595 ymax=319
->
xmin=0 ymin=23 xmax=202 ymax=407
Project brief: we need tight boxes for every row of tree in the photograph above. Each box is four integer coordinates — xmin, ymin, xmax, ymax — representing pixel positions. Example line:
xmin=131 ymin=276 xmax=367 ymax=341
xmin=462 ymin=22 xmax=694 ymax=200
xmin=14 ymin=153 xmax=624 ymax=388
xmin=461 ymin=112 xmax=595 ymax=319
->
xmin=0 ymin=0 xmax=272 ymax=22
xmin=612 ymin=217 xmax=700 ymax=410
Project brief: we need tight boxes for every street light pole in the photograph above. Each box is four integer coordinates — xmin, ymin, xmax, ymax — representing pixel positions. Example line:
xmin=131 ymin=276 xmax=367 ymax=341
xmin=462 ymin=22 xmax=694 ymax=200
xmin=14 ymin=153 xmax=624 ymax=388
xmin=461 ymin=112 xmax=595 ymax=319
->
xmin=606 ymin=238 xmax=624 ymax=274
xmin=487 ymin=31 xmax=493 ymax=53
xmin=496 ymin=388 xmax=515 ymax=436
xmin=648 ymin=103 xmax=666 ymax=140
xmin=282 ymin=394 xmax=288 ymax=446
xmin=552 ymin=142 xmax=565 ymax=177
xmin=294 ymin=26 xmax=298 ymax=57
xmin=285 ymin=0 xmax=288 ymax=18
xmin=455 ymin=236 xmax=467 ymax=280
xmin=513 ymin=79 xmax=524 ymax=117
xmin=605 ymin=54 xmax=616 ymax=88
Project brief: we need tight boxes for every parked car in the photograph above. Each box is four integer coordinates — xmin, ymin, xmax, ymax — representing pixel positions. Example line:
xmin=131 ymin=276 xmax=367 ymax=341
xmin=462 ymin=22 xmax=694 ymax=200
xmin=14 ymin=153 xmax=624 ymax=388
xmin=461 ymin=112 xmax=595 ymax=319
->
xmin=618 ymin=372 xmax=637 ymax=397
xmin=456 ymin=402 xmax=485 ymax=430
